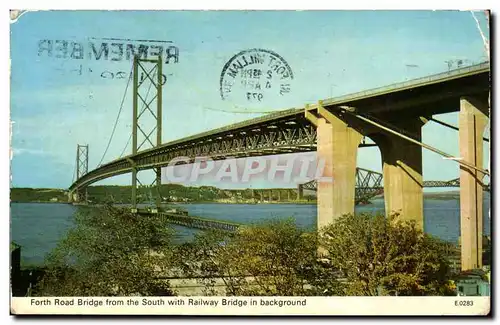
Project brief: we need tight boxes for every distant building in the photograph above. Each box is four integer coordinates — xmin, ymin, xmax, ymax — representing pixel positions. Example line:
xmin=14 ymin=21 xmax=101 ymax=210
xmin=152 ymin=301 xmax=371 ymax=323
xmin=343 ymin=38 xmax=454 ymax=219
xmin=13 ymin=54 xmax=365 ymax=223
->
xmin=455 ymin=270 xmax=490 ymax=296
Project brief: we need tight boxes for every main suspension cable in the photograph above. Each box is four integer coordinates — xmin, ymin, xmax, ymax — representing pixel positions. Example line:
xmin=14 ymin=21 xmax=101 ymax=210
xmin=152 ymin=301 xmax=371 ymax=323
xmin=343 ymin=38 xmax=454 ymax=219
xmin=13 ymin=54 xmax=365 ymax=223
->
xmin=118 ymin=78 xmax=154 ymax=158
xmin=97 ymin=62 xmax=133 ymax=167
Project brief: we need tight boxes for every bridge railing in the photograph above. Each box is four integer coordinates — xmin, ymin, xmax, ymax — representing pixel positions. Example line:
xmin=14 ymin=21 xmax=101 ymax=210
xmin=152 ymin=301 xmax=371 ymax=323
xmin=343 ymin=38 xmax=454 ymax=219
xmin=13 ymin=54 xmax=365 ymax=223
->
xmin=322 ymin=62 xmax=490 ymax=107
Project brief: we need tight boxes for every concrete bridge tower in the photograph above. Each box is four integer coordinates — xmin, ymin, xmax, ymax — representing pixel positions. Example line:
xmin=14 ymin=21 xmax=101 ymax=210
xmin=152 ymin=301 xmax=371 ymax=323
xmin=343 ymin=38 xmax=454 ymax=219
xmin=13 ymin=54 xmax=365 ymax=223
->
xmin=306 ymin=95 xmax=489 ymax=272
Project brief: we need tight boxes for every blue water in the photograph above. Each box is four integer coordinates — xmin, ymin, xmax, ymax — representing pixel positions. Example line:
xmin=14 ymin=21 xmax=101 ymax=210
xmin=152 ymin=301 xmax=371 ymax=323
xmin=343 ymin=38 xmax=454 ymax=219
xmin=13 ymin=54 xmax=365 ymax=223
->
xmin=10 ymin=195 xmax=491 ymax=266
xmin=10 ymin=203 xmax=76 ymax=266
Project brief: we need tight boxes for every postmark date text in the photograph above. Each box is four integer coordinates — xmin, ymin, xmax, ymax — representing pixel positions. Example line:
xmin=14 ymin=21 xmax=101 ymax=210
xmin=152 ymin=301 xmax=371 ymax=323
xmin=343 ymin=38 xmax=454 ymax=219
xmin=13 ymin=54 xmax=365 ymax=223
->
xmin=247 ymin=92 xmax=263 ymax=101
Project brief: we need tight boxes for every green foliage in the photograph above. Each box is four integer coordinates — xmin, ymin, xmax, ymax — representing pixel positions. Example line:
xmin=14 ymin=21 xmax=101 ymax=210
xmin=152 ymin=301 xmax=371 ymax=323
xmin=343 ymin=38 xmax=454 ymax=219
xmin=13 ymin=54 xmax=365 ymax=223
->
xmin=10 ymin=188 xmax=67 ymax=203
xmin=33 ymin=205 xmax=175 ymax=296
xmin=176 ymin=219 xmax=343 ymax=296
xmin=320 ymin=213 xmax=455 ymax=296
xmin=11 ymin=185 xmax=304 ymax=204
xmin=173 ymin=229 xmax=233 ymax=295
xmin=30 ymin=206 xmax=455 ymax=297
xmin=87 ymin=184 xmax=221 ymax=204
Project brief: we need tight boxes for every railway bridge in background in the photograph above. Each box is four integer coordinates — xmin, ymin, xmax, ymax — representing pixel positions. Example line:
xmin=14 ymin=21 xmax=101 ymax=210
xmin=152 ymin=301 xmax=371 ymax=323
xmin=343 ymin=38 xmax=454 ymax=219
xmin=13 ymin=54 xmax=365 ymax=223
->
xmin=298 ymin=168 xmax=490 ymax=204
xmin=69 ymin=57 xmax=490 ymax=272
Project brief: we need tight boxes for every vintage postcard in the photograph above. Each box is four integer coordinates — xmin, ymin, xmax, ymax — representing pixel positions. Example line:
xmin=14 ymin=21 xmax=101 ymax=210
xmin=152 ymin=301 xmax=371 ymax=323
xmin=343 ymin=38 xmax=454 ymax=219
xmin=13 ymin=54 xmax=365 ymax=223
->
xmin=9 ymin=9 xmax=491 ymax=316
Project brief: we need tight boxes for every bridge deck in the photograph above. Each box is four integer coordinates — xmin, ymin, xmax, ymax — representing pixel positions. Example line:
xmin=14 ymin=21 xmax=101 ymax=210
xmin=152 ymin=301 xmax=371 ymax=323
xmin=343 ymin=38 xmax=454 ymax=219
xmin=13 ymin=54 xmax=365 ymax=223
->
xmin=70 ymin=62 xmax=490 ymax=192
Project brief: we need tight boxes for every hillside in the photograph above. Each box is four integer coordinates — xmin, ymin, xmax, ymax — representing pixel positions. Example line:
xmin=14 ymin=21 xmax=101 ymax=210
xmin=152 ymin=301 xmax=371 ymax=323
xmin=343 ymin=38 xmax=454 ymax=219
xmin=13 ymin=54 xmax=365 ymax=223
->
xmin=10 ymin=188 xmax=67 ymax=203
xmin=10 ymin=186 xmax=469 ymax=204
xmin=10 ymin=185 xmax=304 ymax=204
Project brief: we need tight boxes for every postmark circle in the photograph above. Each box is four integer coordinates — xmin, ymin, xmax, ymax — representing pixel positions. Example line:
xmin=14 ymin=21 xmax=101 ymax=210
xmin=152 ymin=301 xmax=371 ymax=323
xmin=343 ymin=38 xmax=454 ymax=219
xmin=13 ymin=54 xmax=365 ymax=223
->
xmin=219 ymin=49 xmax=294 ymax=106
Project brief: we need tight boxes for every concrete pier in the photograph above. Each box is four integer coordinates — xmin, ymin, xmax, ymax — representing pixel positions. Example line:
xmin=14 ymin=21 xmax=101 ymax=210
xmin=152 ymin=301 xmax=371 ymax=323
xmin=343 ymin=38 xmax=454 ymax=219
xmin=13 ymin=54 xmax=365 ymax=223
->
xmin=297 ymin=184 xmax=303 ymax=200
xmin=376 ymin=118 xmax=425 ymax=230
xmin=310 ymin=103 xmax=427 ymax=231
xmin=316 ymin=106 xmax=362 ymax=230
xmin=459 ymin=96 xmax=488 ymax=271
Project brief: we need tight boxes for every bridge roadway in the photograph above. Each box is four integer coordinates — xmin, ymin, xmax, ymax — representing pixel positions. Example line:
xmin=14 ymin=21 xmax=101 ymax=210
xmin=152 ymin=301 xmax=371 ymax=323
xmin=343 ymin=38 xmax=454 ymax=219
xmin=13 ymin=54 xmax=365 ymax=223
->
xmin=70 ymin=62 xmax=489 ymax=193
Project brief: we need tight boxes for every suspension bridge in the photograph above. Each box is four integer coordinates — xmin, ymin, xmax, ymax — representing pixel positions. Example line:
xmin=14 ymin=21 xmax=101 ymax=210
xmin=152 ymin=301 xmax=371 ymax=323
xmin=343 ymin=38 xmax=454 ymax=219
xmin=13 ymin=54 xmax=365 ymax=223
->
xmin=69 ymin=56 xmax=490 ymax=271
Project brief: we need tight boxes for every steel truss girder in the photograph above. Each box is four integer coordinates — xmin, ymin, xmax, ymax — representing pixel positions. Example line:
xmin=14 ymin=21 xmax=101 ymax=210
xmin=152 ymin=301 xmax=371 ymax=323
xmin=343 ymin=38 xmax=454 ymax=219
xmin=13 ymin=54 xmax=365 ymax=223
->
xmin=423 ymin=178 xmax=460 ymax=187
xmin=301 ymin=172 xmax=489 ymax=204
xmin=131 ymin=122 xmax=318 ymax=172
xmin=301 ymin=167 xmax=384 ymax=204
xmin=70 ymin=117 xmax=319 ymax=190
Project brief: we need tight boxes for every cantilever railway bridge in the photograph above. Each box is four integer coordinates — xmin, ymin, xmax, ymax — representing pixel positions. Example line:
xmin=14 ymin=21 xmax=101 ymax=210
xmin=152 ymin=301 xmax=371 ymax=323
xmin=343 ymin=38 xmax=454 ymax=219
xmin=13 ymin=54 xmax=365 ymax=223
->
xmin=300 ymin=167 xmax=490 ymax=204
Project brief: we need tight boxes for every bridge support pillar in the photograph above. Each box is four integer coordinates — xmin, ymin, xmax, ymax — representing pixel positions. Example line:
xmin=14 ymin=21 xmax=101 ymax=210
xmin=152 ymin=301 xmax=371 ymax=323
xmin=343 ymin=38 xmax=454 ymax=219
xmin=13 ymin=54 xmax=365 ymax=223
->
xmin=459 ymin=96 xmax=488 ymax=271
xmin=297 ymin=184 xmax=303 ymax=200
xmin=70 ymin=191 xmax=80 ymax=203
xmin=316 ymin=113 xmax=362 ymax=230
xmin=376 ymin=119 xmax=425 ymax=230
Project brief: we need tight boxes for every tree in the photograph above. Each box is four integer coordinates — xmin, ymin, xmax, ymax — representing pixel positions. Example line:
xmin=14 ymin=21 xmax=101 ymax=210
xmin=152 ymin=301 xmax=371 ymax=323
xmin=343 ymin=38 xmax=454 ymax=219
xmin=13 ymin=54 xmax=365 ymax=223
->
xmin=176 ymin=219 xmax=343 ymax=296
xmin=320 ymin=213 xmax=455 ymax=296
xmin=33 ymin=205 xmax=175 ymax=296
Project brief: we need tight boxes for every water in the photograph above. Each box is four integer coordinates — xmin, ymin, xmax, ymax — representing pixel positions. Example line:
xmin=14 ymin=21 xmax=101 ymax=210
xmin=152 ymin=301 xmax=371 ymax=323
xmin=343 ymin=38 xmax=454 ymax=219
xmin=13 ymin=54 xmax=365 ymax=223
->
xmin=10 ymin=196 xmax=491 ymax=266
xmin=10 ymin=203 xmax=76 ymax=266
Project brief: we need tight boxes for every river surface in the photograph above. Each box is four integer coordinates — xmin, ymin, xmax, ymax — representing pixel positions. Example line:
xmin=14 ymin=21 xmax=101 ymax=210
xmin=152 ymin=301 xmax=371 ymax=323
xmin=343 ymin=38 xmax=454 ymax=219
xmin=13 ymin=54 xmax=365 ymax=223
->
xmin=11 ymin=196 xmax=491 ymax=266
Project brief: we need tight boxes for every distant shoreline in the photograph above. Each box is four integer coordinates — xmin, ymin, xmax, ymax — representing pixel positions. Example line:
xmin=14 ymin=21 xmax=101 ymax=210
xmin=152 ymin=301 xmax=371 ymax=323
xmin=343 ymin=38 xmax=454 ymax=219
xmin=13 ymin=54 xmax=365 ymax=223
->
xmin=10 ymin=196 xmax=468 ymax=205
xmin=10 ymin=187 xmax=475 ymax=204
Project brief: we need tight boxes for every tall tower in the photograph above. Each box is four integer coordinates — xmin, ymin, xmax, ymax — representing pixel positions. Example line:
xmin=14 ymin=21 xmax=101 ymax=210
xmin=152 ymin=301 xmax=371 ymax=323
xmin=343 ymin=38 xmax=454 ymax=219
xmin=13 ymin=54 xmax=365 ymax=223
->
xmin=76 ymin=144 xmax=89 ymax=179
xmin=75 ymin=144 xmax=89 ymax=202
xmin=131 ymin=55 xmax=163 ymax=212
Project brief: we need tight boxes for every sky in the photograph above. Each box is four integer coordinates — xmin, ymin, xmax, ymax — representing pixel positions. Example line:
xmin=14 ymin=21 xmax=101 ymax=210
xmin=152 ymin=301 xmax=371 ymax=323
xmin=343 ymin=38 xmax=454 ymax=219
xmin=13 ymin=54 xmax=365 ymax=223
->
xmin=9 ymin=10 xmax=490 ymax=190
